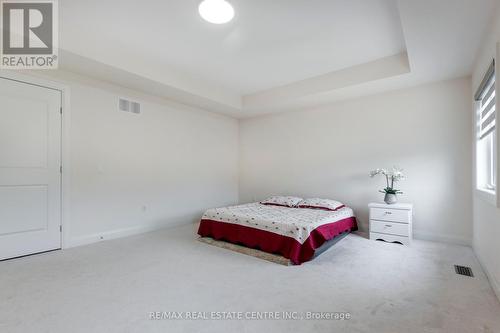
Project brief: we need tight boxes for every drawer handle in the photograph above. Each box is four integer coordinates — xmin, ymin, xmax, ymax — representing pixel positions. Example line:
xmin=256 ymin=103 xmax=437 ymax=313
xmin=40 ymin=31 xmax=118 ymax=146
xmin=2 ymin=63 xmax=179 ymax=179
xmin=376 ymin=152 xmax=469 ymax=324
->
xmin=385 ymin=225 xmax=392 ymax=227
xmin=384 ymin=211 xmax=392 ymax=215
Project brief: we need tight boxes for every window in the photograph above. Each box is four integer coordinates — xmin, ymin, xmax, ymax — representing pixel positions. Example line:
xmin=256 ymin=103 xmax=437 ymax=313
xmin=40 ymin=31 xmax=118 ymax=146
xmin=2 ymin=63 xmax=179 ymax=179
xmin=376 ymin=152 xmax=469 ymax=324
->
xmin=475 ymin=60 xmax=497 ymax=195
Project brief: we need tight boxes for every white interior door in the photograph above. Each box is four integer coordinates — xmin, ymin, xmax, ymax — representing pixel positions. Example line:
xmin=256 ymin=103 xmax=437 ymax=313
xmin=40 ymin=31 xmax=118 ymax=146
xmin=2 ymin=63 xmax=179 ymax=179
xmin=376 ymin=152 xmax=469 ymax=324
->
xmin=0 ymin=77 xmax=62 ymax=260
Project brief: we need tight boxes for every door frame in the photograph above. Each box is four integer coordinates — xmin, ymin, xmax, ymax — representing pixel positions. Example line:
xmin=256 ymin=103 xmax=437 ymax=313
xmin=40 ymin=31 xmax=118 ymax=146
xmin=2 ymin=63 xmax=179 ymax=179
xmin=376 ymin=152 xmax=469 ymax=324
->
xmin=0 ymin=70 xmax=71 ymax=250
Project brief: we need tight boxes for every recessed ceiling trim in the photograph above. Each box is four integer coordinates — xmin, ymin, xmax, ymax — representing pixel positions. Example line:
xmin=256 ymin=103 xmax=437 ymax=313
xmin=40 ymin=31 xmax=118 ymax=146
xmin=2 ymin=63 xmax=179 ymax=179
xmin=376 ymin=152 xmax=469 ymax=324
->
xmin=56 ymin=49 xmax=242 ymax=116
xmin=243 ymin=53 xmax=411 ymax=109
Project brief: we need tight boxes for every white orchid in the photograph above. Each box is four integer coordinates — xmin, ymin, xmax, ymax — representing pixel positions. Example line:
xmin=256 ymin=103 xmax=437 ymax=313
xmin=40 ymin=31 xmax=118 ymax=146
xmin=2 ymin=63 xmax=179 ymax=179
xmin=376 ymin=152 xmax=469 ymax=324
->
xmin=391 ymin=166 xmax=406 ymax=182
xmin=369 ymin=166 xmax=406 ymax=194
xmin=369 ymin=168 xmax=388 ymax=177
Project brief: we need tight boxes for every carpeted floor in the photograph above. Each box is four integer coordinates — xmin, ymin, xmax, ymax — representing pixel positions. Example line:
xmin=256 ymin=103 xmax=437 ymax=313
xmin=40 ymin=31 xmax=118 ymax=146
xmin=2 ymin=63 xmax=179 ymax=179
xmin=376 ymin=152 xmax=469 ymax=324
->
xmin=1 ymin=223 xmax=499 ymax=333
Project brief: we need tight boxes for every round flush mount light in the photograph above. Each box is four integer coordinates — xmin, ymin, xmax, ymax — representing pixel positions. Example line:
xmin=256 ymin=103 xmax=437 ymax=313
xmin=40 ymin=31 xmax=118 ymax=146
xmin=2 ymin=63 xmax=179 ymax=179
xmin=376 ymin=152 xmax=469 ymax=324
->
xmin=199 ymin=0 xmax=235 ymax=24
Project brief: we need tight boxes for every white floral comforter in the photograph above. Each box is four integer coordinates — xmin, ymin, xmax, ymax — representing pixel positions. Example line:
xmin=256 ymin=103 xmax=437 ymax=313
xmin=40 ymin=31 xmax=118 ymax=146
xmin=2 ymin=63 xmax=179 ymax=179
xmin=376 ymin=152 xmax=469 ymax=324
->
xmin=201 ymin=203 xmax=355 ymax=244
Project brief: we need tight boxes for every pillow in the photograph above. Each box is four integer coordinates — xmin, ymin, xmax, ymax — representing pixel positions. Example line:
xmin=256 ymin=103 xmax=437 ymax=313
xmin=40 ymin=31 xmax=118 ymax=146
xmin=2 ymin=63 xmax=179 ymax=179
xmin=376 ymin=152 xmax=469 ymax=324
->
xmin=260 ymin=196 xmax=303 ymax=208
xmin=297 ymin=198 xmax=344 ymax=211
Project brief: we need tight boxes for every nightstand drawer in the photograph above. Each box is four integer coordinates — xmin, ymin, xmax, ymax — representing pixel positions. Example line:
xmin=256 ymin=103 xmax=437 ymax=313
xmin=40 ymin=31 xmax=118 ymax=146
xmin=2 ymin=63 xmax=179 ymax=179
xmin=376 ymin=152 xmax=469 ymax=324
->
xmin=370 ymin=220 xmax=409 ymax=236
xmin=370 ymin=207 xmax=410 ymax=223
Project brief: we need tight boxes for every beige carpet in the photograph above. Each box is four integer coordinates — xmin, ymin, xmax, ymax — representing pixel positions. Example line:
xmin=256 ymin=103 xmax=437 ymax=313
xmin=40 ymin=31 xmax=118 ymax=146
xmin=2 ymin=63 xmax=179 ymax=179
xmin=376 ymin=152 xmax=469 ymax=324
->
xmin=1 ymin=223 xmax=500 ymax=333
xmin=198 ymin=237 xmax=291 ymax=266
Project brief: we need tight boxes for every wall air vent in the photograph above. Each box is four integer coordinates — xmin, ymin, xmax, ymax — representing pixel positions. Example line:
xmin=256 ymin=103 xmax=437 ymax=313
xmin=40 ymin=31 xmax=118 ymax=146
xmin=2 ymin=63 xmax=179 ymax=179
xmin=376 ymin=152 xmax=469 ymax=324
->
xmin=130 ymin=101 xmax=141 ymax=114
xmin=119 ymin=98 xmax=141 ymax=114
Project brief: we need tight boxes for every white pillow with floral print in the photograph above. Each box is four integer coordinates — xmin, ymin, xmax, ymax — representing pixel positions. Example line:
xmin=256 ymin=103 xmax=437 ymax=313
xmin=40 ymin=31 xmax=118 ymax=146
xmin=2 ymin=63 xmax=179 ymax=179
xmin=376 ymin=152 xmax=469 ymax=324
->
xmin=260 ymin=196 xmax=303 ymax=208
xmin=297 ymin=198 xmax=344 ymax=211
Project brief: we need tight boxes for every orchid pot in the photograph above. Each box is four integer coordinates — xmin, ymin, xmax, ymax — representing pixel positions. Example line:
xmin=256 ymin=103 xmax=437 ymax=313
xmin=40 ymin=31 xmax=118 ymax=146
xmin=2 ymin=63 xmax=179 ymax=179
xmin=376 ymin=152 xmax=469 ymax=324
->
xmin=384 ymin=193 xmax=398 ymax=205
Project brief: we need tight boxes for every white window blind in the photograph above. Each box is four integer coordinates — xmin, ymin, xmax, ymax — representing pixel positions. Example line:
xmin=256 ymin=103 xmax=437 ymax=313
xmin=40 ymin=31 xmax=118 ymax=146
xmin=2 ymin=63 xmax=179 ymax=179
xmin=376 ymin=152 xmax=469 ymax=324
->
xmin=475 ymin=61 xmax=496 ymax=140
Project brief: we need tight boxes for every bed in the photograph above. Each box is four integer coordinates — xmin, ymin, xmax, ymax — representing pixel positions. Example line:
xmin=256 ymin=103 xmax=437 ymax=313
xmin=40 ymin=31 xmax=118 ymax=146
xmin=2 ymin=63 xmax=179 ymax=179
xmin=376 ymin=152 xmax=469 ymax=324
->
xmin=197 ymin=201 xmax=357 ymax=265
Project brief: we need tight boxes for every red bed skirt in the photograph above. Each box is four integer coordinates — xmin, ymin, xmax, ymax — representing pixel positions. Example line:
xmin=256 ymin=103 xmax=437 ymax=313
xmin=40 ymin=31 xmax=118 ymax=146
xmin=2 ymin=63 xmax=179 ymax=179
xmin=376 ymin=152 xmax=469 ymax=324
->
xmin=197 ymin=217 xmax=357 ymax=264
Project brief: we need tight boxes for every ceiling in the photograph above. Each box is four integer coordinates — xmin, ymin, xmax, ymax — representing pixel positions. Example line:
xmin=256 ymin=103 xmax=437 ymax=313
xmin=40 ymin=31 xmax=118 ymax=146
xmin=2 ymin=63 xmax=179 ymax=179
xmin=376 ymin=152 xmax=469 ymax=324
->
xmin=57 ymin=0 xmax=499 ymax=117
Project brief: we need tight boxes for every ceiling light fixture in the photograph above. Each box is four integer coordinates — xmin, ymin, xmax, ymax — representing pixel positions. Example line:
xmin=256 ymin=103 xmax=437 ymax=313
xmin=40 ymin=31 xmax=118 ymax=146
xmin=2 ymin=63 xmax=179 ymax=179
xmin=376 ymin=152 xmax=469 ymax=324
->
xmin=198 ymin=0 xmax=234 ymax=24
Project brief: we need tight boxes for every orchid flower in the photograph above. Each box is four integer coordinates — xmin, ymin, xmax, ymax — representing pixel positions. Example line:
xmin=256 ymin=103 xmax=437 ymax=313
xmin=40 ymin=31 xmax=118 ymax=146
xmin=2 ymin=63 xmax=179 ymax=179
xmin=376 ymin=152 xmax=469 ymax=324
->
xmin=369 ymin=166 xmax=406 ymax=194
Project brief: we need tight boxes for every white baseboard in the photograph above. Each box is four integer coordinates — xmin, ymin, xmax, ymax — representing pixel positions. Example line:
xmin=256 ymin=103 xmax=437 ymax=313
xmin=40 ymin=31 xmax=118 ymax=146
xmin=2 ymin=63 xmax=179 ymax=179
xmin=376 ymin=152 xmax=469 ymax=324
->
xmin=65 ymin=220 xmax=193 ymax=248
xmin=474 ymin=248 xmax=500 ymax=303
xmin=413 ymin=230 xmax=471 ymax=246
xmin=356 ymin=227 xmax=471 ymax=246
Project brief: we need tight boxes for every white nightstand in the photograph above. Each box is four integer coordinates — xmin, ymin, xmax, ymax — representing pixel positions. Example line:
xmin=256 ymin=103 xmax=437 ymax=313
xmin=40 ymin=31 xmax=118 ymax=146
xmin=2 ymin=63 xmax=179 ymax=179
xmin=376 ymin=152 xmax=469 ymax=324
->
xmin=369 ymin=202 xmax=413 ymax=245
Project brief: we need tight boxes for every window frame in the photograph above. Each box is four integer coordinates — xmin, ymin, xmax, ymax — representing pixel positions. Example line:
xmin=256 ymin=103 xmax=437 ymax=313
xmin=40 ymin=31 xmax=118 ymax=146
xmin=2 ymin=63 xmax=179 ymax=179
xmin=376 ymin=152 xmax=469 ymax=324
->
xmin=475 ymin=59 xmax=498 ymax=206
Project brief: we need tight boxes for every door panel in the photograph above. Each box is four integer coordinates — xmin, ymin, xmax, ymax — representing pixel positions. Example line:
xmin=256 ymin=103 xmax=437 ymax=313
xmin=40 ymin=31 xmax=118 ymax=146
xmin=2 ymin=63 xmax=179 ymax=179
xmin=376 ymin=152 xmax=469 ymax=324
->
xmin=0 ymin=185 xmax=48 ymax=236
xmin=0 ymin=77 xmax=61 ymax=260
xmin=0 ymin=97 xmax=48 ymax=168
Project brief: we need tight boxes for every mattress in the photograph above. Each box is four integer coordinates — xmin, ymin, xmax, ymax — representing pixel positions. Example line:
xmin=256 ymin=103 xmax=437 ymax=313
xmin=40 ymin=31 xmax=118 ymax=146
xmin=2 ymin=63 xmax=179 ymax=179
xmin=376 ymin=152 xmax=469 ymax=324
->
xmin=198 ymin=202 xmax=357 ymax=264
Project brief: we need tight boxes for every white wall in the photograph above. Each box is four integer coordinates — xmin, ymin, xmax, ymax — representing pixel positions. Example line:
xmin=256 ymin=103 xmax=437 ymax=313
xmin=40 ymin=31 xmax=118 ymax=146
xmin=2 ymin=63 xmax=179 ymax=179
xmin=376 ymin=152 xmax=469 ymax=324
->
xmin=239 ymin=77 xmax=472 ymax=244
xmin=471 ymin=4 xmax=500 ymax=300
xmin=30 ymin=70 xmax=239 ymax=247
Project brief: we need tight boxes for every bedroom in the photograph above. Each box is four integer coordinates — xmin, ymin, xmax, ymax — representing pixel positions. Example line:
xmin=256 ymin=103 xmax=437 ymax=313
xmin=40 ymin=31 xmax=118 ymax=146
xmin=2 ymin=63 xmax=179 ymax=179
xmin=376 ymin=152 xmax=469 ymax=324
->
xmin=0 ymin=0 xmax=499 ymax=332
